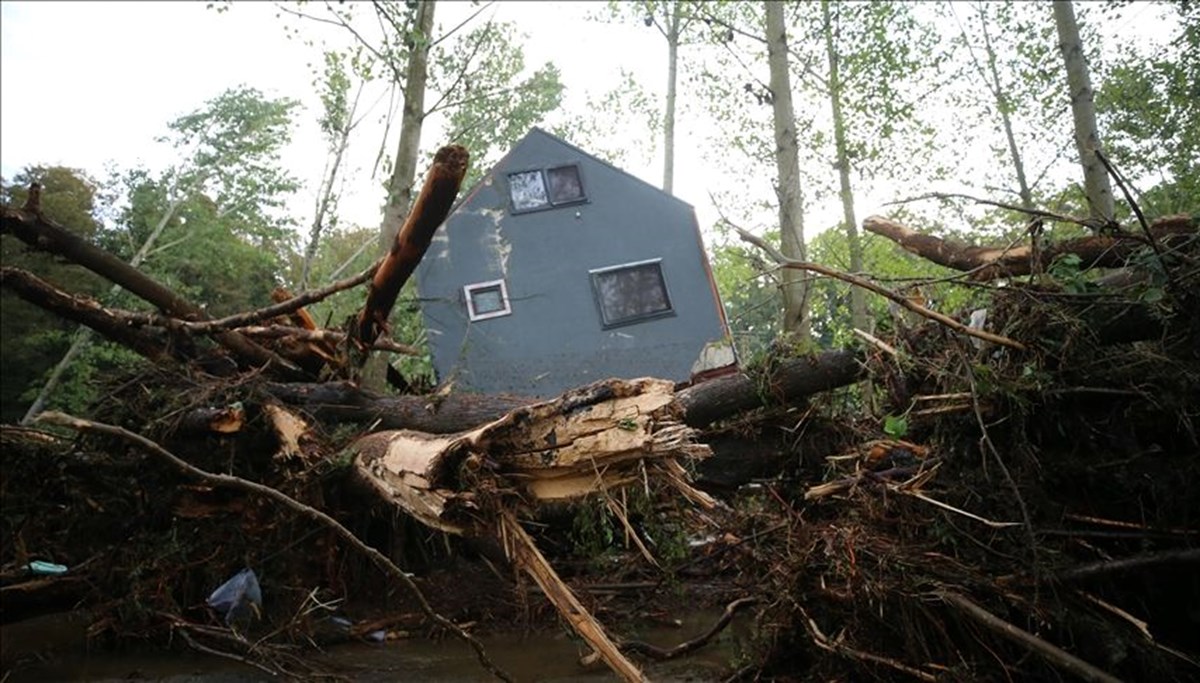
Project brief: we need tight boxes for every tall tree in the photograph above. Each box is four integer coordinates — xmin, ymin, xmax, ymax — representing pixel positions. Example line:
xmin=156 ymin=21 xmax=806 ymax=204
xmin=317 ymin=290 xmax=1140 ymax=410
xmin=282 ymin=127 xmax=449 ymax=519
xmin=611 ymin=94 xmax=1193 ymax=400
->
xmin=1052 ymin=0 xmax=1114 ymax=222
xmin=949 ymin=2 xmax=1037 ymax=210
xmin=1096 ymin=2 xmax=1197 ymax=215
xmin=18 ymin=87 xmax=300 ymax=423
xmin=301 ymin=50 xmax=367 ymax=290
xmin=765 ymin=0 xmax=810 ymax=342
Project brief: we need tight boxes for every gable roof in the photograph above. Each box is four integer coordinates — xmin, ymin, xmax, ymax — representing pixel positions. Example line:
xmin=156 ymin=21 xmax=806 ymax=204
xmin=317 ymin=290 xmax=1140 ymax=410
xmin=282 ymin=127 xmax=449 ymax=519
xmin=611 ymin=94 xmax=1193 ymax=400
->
xmin=449 ymin=127 xmax=696 ymax=215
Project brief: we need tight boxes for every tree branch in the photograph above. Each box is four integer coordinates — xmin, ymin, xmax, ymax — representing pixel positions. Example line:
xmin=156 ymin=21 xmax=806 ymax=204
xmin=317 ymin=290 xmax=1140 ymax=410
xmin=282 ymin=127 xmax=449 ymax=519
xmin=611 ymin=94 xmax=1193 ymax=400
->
xmin=35 ymin=411 xmax=514 ymax=683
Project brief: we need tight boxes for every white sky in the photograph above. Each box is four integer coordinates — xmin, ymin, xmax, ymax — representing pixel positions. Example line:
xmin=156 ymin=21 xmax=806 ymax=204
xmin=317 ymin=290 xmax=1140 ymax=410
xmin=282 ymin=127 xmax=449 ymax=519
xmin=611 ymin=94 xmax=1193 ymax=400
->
xmin=0 ymin=1 xmax=727 ymax=233
xmin=1 ymin=1 xmax=1176 ymax=247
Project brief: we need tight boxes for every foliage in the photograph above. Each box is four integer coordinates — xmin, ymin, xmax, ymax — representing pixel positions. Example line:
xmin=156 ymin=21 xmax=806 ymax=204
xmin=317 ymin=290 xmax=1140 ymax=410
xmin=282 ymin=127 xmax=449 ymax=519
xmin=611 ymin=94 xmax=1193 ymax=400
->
xmin=1 ymin=168 xmax=108 ymax=421
xmin=434 ymin=22 xmax=564 ymax=189
xmin=1096 ymin=2 xmax=1199 ymax=216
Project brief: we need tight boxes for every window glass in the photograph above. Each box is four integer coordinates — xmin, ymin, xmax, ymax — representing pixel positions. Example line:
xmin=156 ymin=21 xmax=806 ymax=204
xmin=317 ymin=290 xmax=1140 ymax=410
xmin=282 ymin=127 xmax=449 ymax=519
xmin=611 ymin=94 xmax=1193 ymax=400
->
xmin=464 ymin=280 xmax=511 ymax=321
xmin=591 ymin=260 xmax=672 ymax=327
xmin=508 ymin=171 xmax=548 ymax=211
xmin=546 ymin=165 xmax=585 ymax=204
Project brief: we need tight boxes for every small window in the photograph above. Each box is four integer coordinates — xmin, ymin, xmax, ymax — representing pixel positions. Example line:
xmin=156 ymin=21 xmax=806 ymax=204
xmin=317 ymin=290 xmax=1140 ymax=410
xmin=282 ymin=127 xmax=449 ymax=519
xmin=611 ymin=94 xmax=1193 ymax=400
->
xmin=507 ymin=164 xmax=586 ymax=213
xmin=507 ymin=171 xmax=549 ymax=211
xmin=546 ymin=165 xmax=585 ymax=204
xmin=464 ymin=279 xmax=512 ymax=321
xmin=590 ymin=259 xmax=673 ymax=328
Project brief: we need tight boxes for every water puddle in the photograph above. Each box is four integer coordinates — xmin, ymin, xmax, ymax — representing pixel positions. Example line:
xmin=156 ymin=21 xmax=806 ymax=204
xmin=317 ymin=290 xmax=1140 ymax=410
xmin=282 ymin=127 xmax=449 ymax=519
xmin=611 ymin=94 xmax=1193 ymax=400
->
xmin=4 ymin=608 xmax=752 ymax=681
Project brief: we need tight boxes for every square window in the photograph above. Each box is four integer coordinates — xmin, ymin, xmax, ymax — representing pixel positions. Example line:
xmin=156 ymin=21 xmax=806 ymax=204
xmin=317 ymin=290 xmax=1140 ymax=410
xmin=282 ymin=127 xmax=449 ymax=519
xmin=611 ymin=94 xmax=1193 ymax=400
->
xmin=464 ymin=280 xmax=512 ymax=321
xmin=546 ymin=165 xmax=585 ymax=204
xmin=508 ymin=170 xmax=548 ymax=211
xmin=590 ymin=259 xmax=673 ymax=328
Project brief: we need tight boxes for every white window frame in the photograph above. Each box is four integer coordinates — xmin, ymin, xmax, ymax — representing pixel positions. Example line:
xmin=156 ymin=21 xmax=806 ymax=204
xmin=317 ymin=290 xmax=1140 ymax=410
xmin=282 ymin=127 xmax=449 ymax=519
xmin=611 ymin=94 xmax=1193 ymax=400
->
xmin=464 ymin=279 xmax=512 ymax=321
xmin=507 ymin=163 xmax=588 ymax=214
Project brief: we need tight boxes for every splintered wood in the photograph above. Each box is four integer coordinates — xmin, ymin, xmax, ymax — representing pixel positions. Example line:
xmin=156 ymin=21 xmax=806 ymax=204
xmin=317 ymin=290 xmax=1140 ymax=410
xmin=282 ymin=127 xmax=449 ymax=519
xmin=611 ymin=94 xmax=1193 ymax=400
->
xmin=349 ymin=377 xmax=714 ymax=682
xmin=349 ymin=377 xmax=713 ymax=533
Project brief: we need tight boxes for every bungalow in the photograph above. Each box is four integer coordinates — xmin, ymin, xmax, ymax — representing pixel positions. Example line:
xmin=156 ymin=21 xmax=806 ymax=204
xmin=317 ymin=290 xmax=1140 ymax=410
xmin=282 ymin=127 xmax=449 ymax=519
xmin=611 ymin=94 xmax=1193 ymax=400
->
xmin=415 ymin=128 xmax=735 ymax=397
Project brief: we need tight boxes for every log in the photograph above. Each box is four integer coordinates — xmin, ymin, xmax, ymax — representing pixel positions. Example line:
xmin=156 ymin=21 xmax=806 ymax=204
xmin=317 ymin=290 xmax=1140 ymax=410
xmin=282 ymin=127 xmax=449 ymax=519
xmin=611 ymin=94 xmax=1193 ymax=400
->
xmin=1 ymin=266 xmax=173 ymax=362
xmin=2 ymin=204 xmax=303 ymax=379
xmin=266 ymin=350 xmax=867 ymax=434
xmin=863 ymin=214 xmax=1197 ymax=282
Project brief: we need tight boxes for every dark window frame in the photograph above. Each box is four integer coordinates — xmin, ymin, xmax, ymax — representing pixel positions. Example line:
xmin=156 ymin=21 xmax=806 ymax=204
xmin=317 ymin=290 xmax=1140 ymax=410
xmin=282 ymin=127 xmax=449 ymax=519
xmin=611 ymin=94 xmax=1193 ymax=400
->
xmin=589 ymin=258 xmax=675 ymax=329
xmin=506 ymin=163 xmax=588 ymax=215
xmin=463 ymin=279 xmax=512 ymax=321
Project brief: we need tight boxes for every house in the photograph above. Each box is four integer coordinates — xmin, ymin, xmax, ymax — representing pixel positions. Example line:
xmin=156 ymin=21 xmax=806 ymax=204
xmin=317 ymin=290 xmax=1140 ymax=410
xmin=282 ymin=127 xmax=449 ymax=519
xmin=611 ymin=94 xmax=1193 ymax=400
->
xmin=415 ymin=128 xmax=736 ymax=398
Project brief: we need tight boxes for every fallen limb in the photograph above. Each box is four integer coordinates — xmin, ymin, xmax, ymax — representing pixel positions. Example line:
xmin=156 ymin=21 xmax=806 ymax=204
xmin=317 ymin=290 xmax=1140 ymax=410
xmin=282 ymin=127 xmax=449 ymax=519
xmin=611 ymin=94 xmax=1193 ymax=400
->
xmin=1 ymin=266 xmax=173 ymax=362
xmin=1055 ymin=548 xmax=1200 ymax=583
xmin=2 ymin=204 xmax=303 ymax=379
xmin=735 ymin=226 xmax=1027 ymax=351
xmin=500 ymin=510 xmax=647 ymax=682
xmin=940 ymin=591 xmax=1123 ymax=683
xmin=619 ymin=596 xmax=757 ymax=661
xmin=34 ymin=411 xmax=513 ymax=683
xmin=864 ymin=214 xmax=1197 ymax=282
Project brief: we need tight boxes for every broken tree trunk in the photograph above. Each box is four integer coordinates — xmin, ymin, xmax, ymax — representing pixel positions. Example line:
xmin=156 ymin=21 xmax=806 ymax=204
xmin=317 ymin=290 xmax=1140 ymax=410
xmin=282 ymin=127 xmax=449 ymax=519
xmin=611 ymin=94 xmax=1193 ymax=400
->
xmin=266 ymin=349 xmax=867 ymax=435
xmin=347 ymin=377 xmax=713 ymax=682
xmin=863 ymin=214 xmax=1196 ymax=281
xmin=348 ymin=145 xmax=468 ymax=362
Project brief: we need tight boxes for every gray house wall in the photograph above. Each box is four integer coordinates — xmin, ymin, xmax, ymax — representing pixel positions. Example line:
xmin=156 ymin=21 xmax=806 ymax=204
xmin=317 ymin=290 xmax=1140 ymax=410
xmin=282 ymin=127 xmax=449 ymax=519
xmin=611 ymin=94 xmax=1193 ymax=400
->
xmin=416 ymin=128 xmax=732 ymax=397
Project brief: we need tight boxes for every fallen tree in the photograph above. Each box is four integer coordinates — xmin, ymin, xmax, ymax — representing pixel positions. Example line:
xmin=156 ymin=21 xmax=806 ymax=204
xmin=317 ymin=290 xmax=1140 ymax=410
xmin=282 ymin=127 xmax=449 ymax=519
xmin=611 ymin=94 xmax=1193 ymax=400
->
xmin=4 ymin=157 xmax=1199 ymax=683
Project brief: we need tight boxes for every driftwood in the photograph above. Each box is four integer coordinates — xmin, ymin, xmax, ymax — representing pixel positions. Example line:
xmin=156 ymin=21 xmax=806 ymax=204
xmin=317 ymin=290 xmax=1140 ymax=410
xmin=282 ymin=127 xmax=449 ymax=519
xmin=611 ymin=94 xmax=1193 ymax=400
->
xmin=264 ymin=349 xmax=867 ymax=435
xmin=864 ymin=214 xmax=1197 ymax=282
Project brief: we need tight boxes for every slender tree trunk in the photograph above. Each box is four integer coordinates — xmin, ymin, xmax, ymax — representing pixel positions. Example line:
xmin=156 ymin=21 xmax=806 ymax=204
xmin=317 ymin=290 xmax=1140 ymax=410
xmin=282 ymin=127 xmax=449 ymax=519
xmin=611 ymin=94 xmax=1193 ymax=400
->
xmin=662 ymin=2 xmax=679 ymax=195
xmin=301 ymin=83 xmax=363 ymax=290
xmin=822 ymin=0 xmax=867 ymax=335
xmin=764 ymin=1 xmax=810 ymax=342
xmin=1052 ymin=0 xmax=1114 ymax=222
xmin=21 ymin=190 xmax=191 ymax=424
xmin=977 ymin=4 xmax=1034 ymax=209
xmin=363 ymin=0 xmax=437 ymax=391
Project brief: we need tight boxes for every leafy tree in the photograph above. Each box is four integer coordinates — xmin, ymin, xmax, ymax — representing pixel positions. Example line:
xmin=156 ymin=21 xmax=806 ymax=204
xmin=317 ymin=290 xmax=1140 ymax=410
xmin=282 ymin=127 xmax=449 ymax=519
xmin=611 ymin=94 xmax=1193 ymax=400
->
xmin=1 ymin=167 xmax=108 ymax=422
xmin=434 ymin=21 xmax=564 ymax=188
xmin=765 ymin=0 xmax=811 ymax=342
xmin=18 ymin=86 xmax=302 ymax=421
xmin=1096 ymin=2 xmax=1199 ymax=216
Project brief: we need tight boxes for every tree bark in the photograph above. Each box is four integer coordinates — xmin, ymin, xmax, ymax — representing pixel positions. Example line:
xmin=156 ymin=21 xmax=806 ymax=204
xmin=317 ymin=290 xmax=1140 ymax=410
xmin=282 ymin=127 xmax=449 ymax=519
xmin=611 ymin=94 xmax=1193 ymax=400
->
xmin=822 ymin=0 xmax=868 ymax=335
xmin=350 ymin=145 xmax=468 ymax=357
xmin=1053 ymin=0 xmax=1115 ymax=222
xmin=267 ymin=349 xmax=866 ymax=434
xmin=364 ymin=0 xmax=437 ymax=390
xmin=662 ymin=1 xmax=680 ymax=195
xmin=863 ymin=214 xmax=1196 ymax=281
xmin=979 ymin=4 xmax=1034 ymax=209
xmin=764 ymin=1 xmax=811 ymax=342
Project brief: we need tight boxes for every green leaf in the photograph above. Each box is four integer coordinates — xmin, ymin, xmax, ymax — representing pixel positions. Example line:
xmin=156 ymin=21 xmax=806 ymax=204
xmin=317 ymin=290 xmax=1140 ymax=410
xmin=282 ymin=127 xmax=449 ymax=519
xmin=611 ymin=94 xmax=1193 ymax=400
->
xmin=883 ymin=415 xmax=908 ymax=438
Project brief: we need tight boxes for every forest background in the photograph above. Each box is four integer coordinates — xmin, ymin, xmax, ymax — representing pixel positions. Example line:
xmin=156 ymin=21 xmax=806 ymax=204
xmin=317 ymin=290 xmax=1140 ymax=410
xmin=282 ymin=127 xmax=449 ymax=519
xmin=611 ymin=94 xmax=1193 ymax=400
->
xmin=1 ymin=0 xmax=1195 ymax=423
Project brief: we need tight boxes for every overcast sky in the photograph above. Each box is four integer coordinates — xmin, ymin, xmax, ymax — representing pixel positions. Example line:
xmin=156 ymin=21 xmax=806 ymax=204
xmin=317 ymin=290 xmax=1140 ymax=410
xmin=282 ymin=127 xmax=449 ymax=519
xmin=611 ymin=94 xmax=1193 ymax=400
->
xmin=0 ymin=1 xmax=715 ymax=231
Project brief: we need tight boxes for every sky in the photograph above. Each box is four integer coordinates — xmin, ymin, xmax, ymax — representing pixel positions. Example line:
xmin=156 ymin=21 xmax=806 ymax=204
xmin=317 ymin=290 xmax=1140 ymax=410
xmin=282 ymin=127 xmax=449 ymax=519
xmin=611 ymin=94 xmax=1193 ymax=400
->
xmin=0 ymin=1 xmax=1175 ymax=248
xmin=0 ymin=1 xmax=717 ymax=233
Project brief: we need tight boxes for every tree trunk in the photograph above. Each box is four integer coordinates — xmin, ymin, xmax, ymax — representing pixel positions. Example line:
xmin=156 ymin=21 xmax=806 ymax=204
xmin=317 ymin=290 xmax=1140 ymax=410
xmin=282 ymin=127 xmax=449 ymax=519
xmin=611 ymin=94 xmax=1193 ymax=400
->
xmin=764 ymin=0 xmax=811 ymax=342
xmin=301 ymin=82 xmax=363 ymax=290
xmin=822 ymin=0 xmax=868 ymax=335
xmin=975 ymin=2 xmax=1034 ymax=209
xmin=662 ymin=2 xmax=680 ymax=195
xmin=364 ymin=0 xmax=437 ymax=391
xmin=1052 ymin=0 xmax=1114 ymax=222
